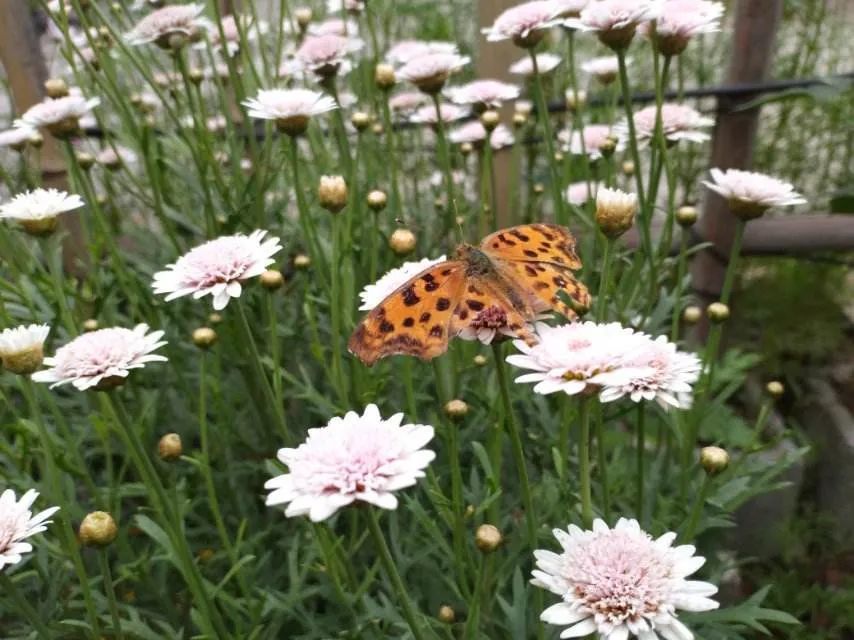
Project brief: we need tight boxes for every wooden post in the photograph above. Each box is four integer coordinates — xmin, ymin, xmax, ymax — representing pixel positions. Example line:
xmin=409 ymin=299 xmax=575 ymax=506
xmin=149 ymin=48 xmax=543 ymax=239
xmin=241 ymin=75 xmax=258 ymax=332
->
xmin=477 ymin=0 xmax=516 ymax=227
xmin=691 ymin=0 xmax=784 ymax=317
xmin=0 ymin=0 xmax=88 ymax=274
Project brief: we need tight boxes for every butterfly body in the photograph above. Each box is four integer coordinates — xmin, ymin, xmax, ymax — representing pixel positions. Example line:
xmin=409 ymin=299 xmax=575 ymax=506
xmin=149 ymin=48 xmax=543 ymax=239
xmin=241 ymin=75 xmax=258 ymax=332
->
xmin=349 ymin=224 xmax=591 ymax=366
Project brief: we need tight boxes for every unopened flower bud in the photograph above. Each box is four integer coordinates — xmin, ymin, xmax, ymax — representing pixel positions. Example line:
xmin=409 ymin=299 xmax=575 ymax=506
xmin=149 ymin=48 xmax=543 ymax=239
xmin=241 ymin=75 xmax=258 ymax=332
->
xmin=622 ymin=160 xmax=635 ymax=176
xmin=464 ymin=504 xmax=476 ymax=518
xmin=475 ymin=524 xmax=502 ymax=552
xmin=188 ymin=67 xmax=204 ymax=85
xmin=0 ymin=341 xmax=45 ymax=375
xmin=318 ymin=175 xmax=348 ymax=213
xmin=83 ymin=318 xmax=99 ymax=332
xmin=374 ymin=63 xmax=396 ymax=90
xmin=460 ymin=141 xmax=474 ymax=156
xmin=766 ymin=380 xmax=784 ymax=399
xmin=371 ymin=122 xmax=384 ymax=135
xmin=706 ymin=302 xmax=730 ymax=323
xmin=437 ymin=605 xmax=456 ymax=624
xmin=192 ymin=326 xmax=217 ymax=349
xmin=158 ymin=433 xmax=183 ymax=461
xmin=533 ymin=183 xmax=545 ymax=195
xmin=444 ymin=399 xmax=468 ymax=419
xmin=515 ymin=101 xmax=532 ymax=116
xmin=166 ymin=32 xmax=188 ymax=51
xmin=28 ymin=132 xmax=44 ymax=149
xmin=676 ymin=205 xmax=698 ymax=227
xmin=389 ymin=228 xmax=417 ymax=255
xmin=682 ymin=306 xmax=702 ymax=325
xmin=197 ymin=547 xmax=215 ymax=563
xmin=260 ymin=269 xmax=285 ymax=290
xmin=554 ymin=151 xmax=564 ymax=163
xmin=473 ymin=354 xmax=488 ymax=366
xmin=208 ymin=312 xmax=222 ymax=325
xmin=600 ymin=135 xmax=618 ymax=157
xmin=79 ymin=511 xmax=118 ymax=547
xmin=366 ymin=190 xmax=387 ymax=211
xmin=44 ymin=78 xmax=69 ymax=99
xmin=595 ymin=187 xmax=637 ymax=238
xmin=294 ymin=7 xmax=312 ymax=30
xmin=293 ymin=254 xmax=311 ymax=269
xmin=480 ymin=110 xmax=500 ymax=132
xmin=512 ymin=112 xmax=527 ymax=128
xmin=565 ymin=89 xmax=586 ymax=112
xmin=351 ymin=111 xmax=371 ymax=132
xmin=76 ymin=152 xmax=95 ymax=170
xmin=699 ymin=446 xmax=729 ymax=475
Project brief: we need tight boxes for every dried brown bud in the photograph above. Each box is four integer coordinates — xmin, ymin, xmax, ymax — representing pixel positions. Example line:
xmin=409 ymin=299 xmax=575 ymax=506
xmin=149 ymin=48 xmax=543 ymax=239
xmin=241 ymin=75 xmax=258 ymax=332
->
xmin=389 ymin=229 xmax=417 ymax=255
xmin=699 ymin=446 xmax=729 ymax=475
xmin=444 ymin=399 xmax=468 ymax=419
xmin=374 ymin=63 xmax=396 ymax=90
xmin=437 ymin=605 xmax=456 ymax=624
xmin=475 ymin=524 xmax=502 ymax=553
xmin=44 ymin=78 xmax=69 ymax=99
xmin=318 ymin=175 xmax=348 ymax=213
xmin=158 ymin=433 xmax=183 ymax=461
xmin=192 ymin=327 xmax=217 ymax=349
xmin=676 ymin=205 xmax=698 ymax=227
xmin=260 ymin=269 xmax=285 ymax=290
xmin=79 ymin=511 xmax=118 ymax=547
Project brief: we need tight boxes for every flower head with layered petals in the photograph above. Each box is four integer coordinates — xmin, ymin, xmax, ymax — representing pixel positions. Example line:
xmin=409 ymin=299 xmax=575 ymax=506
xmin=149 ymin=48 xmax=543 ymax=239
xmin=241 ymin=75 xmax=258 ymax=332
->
xmin=483 ymin=1 xmax=563 ymax=47
xmin=125 ymin=4 xmax=207 ymax=47
xmin=0 ymin=127 xmax=38 ymax=150
xmin=533 ymin=518 xmax=718 ymax=640
xmin=616 ymin=103 xmax=712 ymax=148
xmin=265 ymin=404 xmax=436 ymax=521
xmin=242 ymin=89 xmax=338 ymax=134
xmin=0 ymin=189 xmax=84 ymax=222
xmin=409 ymin=103 xmax=469 ymax=125
xmin=0 ymin=324 xmax=50 ymax=375
xmin=15 ymin=95 xmax=100 ymax=135
xmin=294 ymin=34 xmax=363 ymax=78
xmin=446 ymin=80 xmax=520 ymax=111
xmin=640 ymin=0 xmax=724 ymax=55
xmin=703 ymin=168 xmax=806 ymax=219
xmin=580 ymin=55 xmax=626 ymax=84
xmin=559 ymin=124 xmax=618 ymax=160
xmin=509 ymin=52 xmax=562 ymax=76
xmin=0 ymin=489 xmax=60 ymax=571
xmin=152 ymin=230 xmax=282 ymax=310
xmin=386 ymin=40 xmax=458 ymax=66
xmin=564 ymin=0 xmax=661 ymax=49
xmin=397 ymin=52 xmax=470 ymax=93
xmin=32 ymin=324 xmax=167 ymax=391
xmin=566 ymin=181 xmax=602 ymax=205
xmin=449 ymin=122 xmax=515 ymax=149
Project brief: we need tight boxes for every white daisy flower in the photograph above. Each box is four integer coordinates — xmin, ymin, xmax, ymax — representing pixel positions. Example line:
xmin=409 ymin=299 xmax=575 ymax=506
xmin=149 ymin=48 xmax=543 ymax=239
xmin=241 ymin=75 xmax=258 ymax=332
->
xmin=0 ymin=324 xmax=50 ymax=375
xmin=0 ymin=489 xmax=60 ymax=571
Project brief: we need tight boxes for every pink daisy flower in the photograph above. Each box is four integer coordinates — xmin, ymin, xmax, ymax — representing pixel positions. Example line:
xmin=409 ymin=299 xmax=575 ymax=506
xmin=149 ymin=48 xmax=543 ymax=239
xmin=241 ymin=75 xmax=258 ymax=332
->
xmin=409 ymin=103 xmax=469 ymax=125
xmin=152 ymin=230 xmax=282 ymax=310
xmin=397 ymin=52 xmax=470 ymax=94
xmin=265 ymin=404 xmax=436 ymax=522
xmin=15 ymin=94 xmax=100 ymax=138
xmin=640 ymin=0 xmax=724 ymax=55
xmin=125 ymin=3 xmax=207 ymax=47
xmin=566 ymin=180 xmax=602 ymax=205
xmin=580 ymin=55 xmax=626 ymax=84
xmin=358 ymin=256 xmax=447 ymax=311
xmin=0 ymin=127 xmax=38 ymax=151
xmin=326 ymin=0 xmax=365 ymax=15
xmin=564 ymin=0 xmax=661 ymax=50
xmin=552 ymin=0 xmax=590 ymax=18
xmin=386 ymin=40 xmax=458 ymax=66
xmin=615 ymin=103 xmax=712 ymax=148
xmin=449 ymin=122 xmax=515 ymax=149
xmin=446 ymin=79 xmax=521 ymax=112
xmin=482 ymin=1 xmax=563 ymax=47
xmin=558 ymin=124 xmax=618 ymax=160
xmin=242 ymin=88 xmax=338 ymax=135
xmin=294 ymin=33 xmax=363 ymax=78
xmin=0 ymin=489 xmax=60 ymax=571
xmin=509 ymin=52 xmax=562 ymax=76
xmin=703 ymin=168 xmax=806 ymax=219
xmin=31 ymin=324 xmax=167 ymax=391
xmin=308 ymin=17 xmax=359 ymax=37
xmin=533 ymin=518 xmax=718 ymax=640
xmin=388 ymin=91 xmax=429 ymax=115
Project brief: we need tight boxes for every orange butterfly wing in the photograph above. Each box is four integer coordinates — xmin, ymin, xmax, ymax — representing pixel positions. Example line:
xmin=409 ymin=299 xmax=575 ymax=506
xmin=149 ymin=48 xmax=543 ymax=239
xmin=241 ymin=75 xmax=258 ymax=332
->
xmin=481 ymin=223 xmax=591 ymax=319
xmin=348 ymin=262 xmax=466 ymax=366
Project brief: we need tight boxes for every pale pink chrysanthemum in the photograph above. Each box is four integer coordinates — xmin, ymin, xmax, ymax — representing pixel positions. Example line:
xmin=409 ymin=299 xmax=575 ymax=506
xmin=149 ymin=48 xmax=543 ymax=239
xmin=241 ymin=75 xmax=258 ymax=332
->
xmin=409 ymin=103 xmax=469 ymax=125
xmin=0 ymin=489 xmax=60 ymax=571
xmin=446 ymin=79 xmax=521 ymax=111
xmin=242 ymin=88 xmax=338 ymax=134
xmin=294 ymin=33 xmax=363 ymax=78
xmin=449 ymin=122 xmax=515 ymax=150
xmin=558 ymin=124 xmax=618 ymax=160
xmin=207 ymin=14 xmax=267 ymax=56
xmin=640 ymin=0 xmax=724 ymax=55
xmin=31 ymin=324 xmax=167 ymax=391
xmin=564 ymin=0 xmax=662 ymax=50
xmin=615 ymin=103 xmax=712 ymax=148
xmin=703 ymin=168 xmax=806 ymax=219
xmin=96 ymin=145 xmax=138 ymax=170
xmin=0 ymin=126 xmax=38 ymax=150
xmin=0 ymin=188 xmax=84 ymax=224
xmin=388 ymin=91 xmax=429 ymax=115
xmin=385 ymin=40 xmax=458 ymax=66
xmin=125 ymin=3 xmax=207 ymax=47
xmin=533 ymin=518 xmax=718 ymax=640
xmin=265 ymin=404 xmax=436 ymax=521
xmin=506 ymin=321 xmax=640 ymax=396
xmin=552 ymin=0 xmax=590 ymax=18
xmin=580 ymin=55 xmax=626 ymax=84
xmin=509 ymin=52 xmax=562 ymax=77
xmin=308 ymin=17 xmax=359 ymax=37
xmin=152 ymin=230 xmax=282 ymax=310
xmin=15 ymin=94 xmax=100 ymax=134
xmin=482 ymin=1 xmax=563 ymax=47
xmin=566 ymin=180 xmax=601 ymax=205
xmin=397 ymin=52 xmax=471 ymax=94
xmin=358 ymin=256 xmax=447 ymax=311
xmin=597 ymin=334 xmax=701 ymax=409
xmin=326 ymin=0 xmax=365 ymax=14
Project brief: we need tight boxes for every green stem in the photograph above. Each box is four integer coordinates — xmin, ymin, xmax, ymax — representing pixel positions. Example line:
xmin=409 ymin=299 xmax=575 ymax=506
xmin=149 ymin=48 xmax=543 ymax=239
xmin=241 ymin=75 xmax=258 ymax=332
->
xmin=0 ymin=573 xmax=53 ymax=639
xmin=682 ymin=474 xmax=711 ymax=540
xmin=578 ymin=397 xmax=593 ymax=528
xmin=636 ymin=405 xmax=646 ymax=525
xmin=366 ymin=510 xmax=432 ymax=640
xmin=593 ymin=402 xmax=610 ymax=520
xmin=596 ymin=237 xmax=614 ymax=322
xmin=431 ymin=94 xmax=458 ymax=242
xmin=98 ymin=550 xmax=125 ymax=639
xmin=528 ymin=51 xmax=566 ymax=226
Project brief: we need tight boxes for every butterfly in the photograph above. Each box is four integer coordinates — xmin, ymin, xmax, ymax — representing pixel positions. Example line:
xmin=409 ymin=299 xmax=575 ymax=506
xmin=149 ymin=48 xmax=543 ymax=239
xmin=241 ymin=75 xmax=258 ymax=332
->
xmin=348 ymin=223 xmax=591 ymax=366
